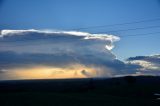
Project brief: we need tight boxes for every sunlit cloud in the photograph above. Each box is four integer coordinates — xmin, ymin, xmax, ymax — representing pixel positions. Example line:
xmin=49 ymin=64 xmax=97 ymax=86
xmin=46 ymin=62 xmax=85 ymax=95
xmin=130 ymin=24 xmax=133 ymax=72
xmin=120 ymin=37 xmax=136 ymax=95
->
xmin=0 ymin=29 xmax=159 ymax=80
xmin=126 ymin=55 xmax=160 ymax=75
xmin=0 ymin=64 xmax=99 ymax=80
xmin=0 ymin=29 xmax=122 ymax=80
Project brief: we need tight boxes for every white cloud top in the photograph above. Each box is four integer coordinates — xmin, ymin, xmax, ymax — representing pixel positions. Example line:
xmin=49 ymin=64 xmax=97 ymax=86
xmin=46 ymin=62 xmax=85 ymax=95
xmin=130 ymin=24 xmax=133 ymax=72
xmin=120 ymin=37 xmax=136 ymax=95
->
xmin=0 ymin=29 xmax=123 ymax=80
xmin=0 ymin=29 xmax=159 ymax=80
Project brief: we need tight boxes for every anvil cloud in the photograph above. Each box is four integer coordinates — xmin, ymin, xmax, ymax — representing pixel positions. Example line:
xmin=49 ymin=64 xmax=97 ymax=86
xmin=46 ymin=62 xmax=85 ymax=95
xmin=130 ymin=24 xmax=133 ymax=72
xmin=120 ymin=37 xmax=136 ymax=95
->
xmin=0 ymin=29 xmax=159 ymax=80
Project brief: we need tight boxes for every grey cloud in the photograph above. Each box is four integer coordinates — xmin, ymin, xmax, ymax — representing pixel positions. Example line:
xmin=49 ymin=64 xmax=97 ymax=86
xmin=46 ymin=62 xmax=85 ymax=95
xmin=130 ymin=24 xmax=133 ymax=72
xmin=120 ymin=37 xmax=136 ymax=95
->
xmin=0 ymin=30 xmax=125 ymax=79
xmin=0 ymin=29 xmax=159 ymax=80
xmin=0 ymin=51 xmax=126 ymax=76
xmin=126 ymin=55 xmax=160 ymax=75
xmin=127 ymin=55 xmax=160 ymax=64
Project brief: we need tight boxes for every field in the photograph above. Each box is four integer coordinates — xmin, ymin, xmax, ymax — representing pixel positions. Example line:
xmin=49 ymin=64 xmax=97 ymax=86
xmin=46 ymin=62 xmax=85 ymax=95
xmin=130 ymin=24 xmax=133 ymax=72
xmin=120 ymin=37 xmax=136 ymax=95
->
xmin=0 ymin=76 xmax=160 ymax=106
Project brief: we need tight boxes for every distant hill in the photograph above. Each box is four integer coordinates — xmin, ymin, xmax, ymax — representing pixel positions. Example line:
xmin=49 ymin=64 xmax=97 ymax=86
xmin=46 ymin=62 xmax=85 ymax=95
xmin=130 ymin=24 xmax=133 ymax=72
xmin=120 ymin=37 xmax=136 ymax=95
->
xmin=0 ymin=76 xmax=160 ymax=106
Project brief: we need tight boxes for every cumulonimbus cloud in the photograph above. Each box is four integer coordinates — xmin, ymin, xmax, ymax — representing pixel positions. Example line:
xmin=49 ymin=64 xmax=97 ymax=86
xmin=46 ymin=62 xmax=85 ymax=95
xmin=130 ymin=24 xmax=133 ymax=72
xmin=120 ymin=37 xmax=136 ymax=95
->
xmin=0 ymin=29 xmax=123 ymax=80
xmin=0 ymin=29 xmax=159 ymax=80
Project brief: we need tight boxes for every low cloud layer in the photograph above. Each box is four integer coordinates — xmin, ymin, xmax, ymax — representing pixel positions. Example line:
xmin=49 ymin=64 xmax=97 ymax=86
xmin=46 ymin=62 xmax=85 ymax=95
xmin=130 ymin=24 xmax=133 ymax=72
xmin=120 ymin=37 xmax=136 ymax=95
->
xmin=0 ymin=29 xmax=159 ymax=80
xmin=126 ymin=55 xmax=160 ymax=75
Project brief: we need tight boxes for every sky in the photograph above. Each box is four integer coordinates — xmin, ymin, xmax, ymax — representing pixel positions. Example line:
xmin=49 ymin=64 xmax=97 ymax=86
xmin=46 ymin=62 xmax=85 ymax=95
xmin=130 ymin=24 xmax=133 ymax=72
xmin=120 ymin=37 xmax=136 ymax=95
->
xmin=0 ymin=0 xmax=160 ymax=80
xmin=0 ymin=0 xmax=160 ymax=59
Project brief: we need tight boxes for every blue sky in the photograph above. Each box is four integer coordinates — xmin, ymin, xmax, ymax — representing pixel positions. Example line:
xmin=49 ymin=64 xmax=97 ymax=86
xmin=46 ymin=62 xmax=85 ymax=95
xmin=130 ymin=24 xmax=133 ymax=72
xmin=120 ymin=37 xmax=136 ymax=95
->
xmin=0 ymin=0 xmax=160 ymax=60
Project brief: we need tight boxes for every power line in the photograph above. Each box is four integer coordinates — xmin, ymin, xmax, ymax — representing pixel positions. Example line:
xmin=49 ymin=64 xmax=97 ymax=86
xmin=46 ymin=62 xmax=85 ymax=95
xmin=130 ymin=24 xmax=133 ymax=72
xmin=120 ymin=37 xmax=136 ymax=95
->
xmin=120 ymin=31 xmax=160 ymax=37
xmin=95 ymin=25 xmax=160 ymax=33
xmin=0 ymin=31 xmax=160 ymax=47
xmin=0 ymin=25 xmax=160 ymax=43
xmin=72 ymin=18 xmax=160 ymax=30
xmin=1 ymin=17 xmax=160 ymax=45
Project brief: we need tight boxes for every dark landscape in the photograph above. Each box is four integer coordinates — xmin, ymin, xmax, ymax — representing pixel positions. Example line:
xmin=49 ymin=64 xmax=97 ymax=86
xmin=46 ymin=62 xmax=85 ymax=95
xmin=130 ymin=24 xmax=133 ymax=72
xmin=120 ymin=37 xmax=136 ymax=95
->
xmin=0 ymin=76 xmax=160 ymax=106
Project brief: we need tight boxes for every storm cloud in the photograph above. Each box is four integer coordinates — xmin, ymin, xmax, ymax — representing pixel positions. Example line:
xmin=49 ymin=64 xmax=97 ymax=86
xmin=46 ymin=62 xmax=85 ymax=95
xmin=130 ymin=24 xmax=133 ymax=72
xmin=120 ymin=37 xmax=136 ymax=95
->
xmin=0 ymin=29 xmax=125 ymax=79
xmin=0 ymin=29 xmax=159 ymax=80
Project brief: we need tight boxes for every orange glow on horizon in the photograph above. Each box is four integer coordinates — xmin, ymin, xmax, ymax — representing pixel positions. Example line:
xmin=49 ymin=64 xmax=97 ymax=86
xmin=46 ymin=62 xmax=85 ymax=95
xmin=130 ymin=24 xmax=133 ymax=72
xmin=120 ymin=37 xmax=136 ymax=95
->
xmin=4 ymin=65 xmax=97 ymax=80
